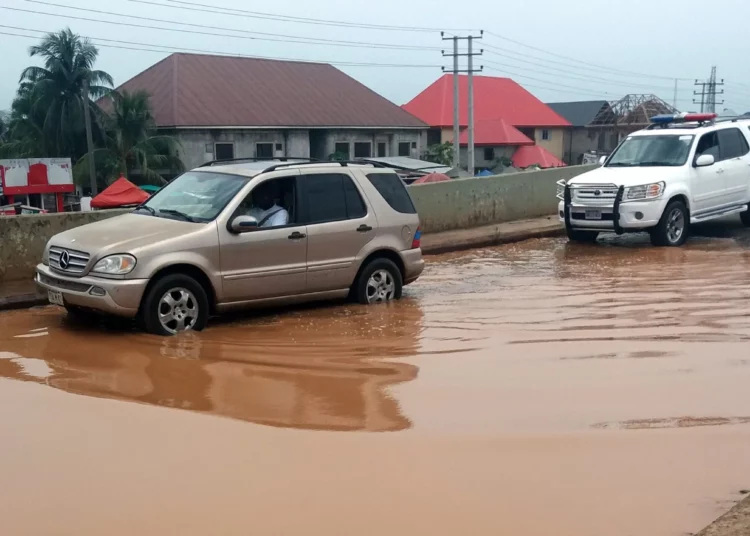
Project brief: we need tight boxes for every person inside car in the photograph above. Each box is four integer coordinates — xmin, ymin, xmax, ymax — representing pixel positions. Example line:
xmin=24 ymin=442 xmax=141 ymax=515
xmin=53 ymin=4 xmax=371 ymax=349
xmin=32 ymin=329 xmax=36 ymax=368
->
xmin=246 ymin=181 xmax=289 ymax=228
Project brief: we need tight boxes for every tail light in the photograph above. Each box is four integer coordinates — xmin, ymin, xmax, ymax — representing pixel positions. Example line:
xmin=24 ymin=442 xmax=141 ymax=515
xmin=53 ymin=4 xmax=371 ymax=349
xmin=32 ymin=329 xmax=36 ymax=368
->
xmin=411 ymin=227 xmax=422 ymax=249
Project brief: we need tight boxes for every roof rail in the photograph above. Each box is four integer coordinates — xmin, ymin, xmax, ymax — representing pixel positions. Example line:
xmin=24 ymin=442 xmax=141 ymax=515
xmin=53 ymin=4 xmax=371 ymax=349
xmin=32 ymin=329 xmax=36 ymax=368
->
xmin=262 ymin=159 xmax=391 ymax=173
xmin=199 ymin=156 xmax=320 ymax=167
xmin=715 ymin=116 xmax=750 ymax=123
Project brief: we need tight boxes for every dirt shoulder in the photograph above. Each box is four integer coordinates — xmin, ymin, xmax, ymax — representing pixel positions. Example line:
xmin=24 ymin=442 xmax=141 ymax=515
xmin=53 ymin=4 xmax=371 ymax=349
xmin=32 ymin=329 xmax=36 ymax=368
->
xmin=696 ymin=494 xmax=750 ymax=536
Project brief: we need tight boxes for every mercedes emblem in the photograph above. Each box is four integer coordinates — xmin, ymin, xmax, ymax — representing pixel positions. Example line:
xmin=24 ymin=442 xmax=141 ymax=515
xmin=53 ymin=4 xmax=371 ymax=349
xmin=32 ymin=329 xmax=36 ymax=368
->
xmin=59 ymin=250 xmax=70 ymax=270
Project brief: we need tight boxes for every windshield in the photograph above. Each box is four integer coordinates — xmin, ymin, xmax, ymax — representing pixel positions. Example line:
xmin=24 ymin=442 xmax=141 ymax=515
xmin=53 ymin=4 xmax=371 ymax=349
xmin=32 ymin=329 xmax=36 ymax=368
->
xmin=135 ymin=171 xmax=250 ymax=222
xmin=606 ymin=134 xmax=694 ymax=167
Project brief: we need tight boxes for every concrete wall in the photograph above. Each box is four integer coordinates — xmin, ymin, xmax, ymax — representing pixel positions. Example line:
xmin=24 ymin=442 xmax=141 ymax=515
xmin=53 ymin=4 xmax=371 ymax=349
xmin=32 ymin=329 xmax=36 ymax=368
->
xmin=563 ymin=127 xmax=619 ymax=165
xmin=0 ymin=165 xmax=596 ymax=282
xmin=0 ymin=209 xmax=129 ymax=282
xmin=409 ymin=164 xmax=597 ymax=233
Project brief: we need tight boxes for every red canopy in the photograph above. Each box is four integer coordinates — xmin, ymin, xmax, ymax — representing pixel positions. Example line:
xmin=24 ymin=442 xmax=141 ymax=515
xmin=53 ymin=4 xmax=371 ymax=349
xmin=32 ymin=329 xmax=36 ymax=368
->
xmin=512 ymin=145 xmax=566 ymax=169
xmin=411 ymin=172 xmax=451 ymax=185
xmin=91 ymin=176 xmax=150 ymax=209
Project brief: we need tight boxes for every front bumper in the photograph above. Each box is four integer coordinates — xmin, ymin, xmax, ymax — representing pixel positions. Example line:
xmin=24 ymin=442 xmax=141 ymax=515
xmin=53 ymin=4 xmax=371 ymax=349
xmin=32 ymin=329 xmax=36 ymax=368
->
xmin=35 ymin=263 xmax=148 ymax=317
xmin=558 ymin=182 xmax=666 ymax=233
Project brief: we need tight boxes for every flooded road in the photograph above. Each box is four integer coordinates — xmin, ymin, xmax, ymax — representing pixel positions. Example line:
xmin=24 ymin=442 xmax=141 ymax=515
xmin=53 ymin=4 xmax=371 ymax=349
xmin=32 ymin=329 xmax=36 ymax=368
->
xmin=2 ymin=227 xmax=750 ymax=536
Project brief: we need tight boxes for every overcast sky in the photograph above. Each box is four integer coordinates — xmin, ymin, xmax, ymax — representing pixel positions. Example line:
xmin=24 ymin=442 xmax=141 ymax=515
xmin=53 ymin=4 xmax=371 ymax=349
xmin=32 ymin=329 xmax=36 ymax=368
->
xmin=2 ymin=0 xmax=750 ymax=113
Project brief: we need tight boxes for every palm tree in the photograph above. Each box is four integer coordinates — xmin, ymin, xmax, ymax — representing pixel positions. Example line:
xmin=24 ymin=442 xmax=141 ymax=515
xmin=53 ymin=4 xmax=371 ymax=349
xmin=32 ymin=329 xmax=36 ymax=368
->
xmin=75 ymin=90 xmax=184 ymax=186
xmin=19 ymin=28 xmax=112 ymax=159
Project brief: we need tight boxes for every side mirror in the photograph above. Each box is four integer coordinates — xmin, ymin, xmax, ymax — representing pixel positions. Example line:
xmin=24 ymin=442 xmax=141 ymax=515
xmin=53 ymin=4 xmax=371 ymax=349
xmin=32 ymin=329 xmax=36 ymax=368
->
xmin=598 ymin=155 xmax=607 ymax=165
xmin=230 ymin=215 xmax=259 ymax=233
xmin=696 ymin=154 xmax=715 ymax=167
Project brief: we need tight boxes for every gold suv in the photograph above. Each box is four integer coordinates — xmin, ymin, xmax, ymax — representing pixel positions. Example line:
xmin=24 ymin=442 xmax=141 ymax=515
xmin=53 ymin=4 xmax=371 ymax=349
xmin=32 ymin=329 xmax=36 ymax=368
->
xmin=36 ymin=160 xmax=425 ymax=335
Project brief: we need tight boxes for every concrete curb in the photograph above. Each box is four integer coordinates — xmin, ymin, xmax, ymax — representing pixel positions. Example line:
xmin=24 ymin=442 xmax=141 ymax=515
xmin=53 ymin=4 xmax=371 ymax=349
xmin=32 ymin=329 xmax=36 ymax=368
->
xmin=696 ymin=494 xmax=750 ymax=536
xmin=421 ymin=219 xmax=564 ymax=255
xmin=0 ymin=291 xmax=47 ymax=312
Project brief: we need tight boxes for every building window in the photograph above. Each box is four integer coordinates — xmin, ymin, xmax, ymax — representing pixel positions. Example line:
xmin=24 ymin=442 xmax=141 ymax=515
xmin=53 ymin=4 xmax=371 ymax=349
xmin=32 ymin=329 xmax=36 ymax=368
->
xmin=541 ymin=129 xmax=550 ymax=141
xmin=354 ymin=142 xmax=372 ymax=158
xmin=275 ymin=143 xmax=283 ymax=152
xmin=377 ymin=142 xmax=387 ymax=157
xmin=256 ymin=143 xmax=273 ymax=158
xmin=398 ymin=142 xmax=411 ymax=157
xmin=214 ymin=142 xmax=234 ymax=160
xmin=334 ymin=142 xmax=350 ymax=159
xmin=484 ymin=147 xmax=495 ymax=161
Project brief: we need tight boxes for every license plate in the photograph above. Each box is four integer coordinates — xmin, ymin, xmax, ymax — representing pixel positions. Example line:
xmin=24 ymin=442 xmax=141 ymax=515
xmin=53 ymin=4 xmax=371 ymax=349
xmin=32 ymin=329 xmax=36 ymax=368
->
xmin=585 ymin=209 xmax=602 ymax=220
xmin=48 ymin=290 xmax=64 ymax=306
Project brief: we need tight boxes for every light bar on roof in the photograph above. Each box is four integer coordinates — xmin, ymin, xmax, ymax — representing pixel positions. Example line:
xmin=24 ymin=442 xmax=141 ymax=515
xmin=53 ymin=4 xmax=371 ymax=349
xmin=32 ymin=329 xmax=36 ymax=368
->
xmin=650 ymin=112 xmax=717 ymax=124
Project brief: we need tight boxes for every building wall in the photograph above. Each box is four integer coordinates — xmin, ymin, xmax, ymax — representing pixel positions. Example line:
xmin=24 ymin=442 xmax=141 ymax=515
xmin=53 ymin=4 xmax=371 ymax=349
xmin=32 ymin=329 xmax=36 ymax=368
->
xmin=319 ymin=130 xmax=425 ymax=160
xmin=562 ymin=127 xmax=620 ymax=165
xmin=460 ymin=145 xmax=515 ymax=170
xmin=175 ymin=129 xmax=298 ymax=169
xmin=533 ymin=127 xmax=566 ymax=159
xmin=174 ymin=128 xmax=426 ymax=167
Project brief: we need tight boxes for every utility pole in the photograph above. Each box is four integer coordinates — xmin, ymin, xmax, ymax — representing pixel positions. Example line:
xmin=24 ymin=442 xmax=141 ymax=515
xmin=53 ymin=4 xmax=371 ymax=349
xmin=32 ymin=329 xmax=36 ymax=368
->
xmin=441 ymin=31 xmax=483 ymax=175
xmin=82 ymin=79 xmax=97 ymax=196
xmin=673 ymin=79 xmax=678 ymax=109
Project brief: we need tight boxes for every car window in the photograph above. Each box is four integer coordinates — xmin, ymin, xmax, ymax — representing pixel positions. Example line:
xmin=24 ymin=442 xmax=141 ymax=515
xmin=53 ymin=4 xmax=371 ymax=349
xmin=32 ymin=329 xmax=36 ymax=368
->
xmin=301 ymin=173 xmax=367 ymax=224
xmin=717 ymin=128 xmax=749 ymax=160
xmin=235 ymin=176 xmax=296 ymax=229
xmin=695 ymin=132 xmax=720 ymax=161
xmin=365 ymin=173 xmax=417 ymax=213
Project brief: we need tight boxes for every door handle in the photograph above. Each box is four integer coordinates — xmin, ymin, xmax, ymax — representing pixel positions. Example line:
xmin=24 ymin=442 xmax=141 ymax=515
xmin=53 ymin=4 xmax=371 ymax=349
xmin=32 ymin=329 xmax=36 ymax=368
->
xmin=288 ymin=231 xmax=306 ymax=240
xmin=716 ymin=168 xmax=725 ymax=174
xmin=356 ymin=224 xmax=373 ymax=233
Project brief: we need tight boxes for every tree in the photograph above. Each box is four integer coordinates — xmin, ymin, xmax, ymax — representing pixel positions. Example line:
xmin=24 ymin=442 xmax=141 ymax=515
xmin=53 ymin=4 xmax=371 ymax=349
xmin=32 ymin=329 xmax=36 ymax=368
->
xmin=75 ymin=90 xmax=184 ymax=187
xmin=425 ymin=142 xmax=454 ymax=166
xmin=17 ymin=28 xmax=112 ymax=160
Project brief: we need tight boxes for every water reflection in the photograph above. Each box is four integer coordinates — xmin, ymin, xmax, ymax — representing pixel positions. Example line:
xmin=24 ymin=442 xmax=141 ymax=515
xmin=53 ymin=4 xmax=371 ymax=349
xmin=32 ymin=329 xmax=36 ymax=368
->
xmin=0 ymin=300 xmax=424 ymax=432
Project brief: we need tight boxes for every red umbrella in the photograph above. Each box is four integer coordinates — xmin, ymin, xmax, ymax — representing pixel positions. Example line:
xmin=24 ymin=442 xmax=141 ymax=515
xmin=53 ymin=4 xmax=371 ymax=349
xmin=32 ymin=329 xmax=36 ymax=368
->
xmin=91 ymin=175 xmax=150 ymax=209
xmin=411 ymin=172 xmax=451 ymax=185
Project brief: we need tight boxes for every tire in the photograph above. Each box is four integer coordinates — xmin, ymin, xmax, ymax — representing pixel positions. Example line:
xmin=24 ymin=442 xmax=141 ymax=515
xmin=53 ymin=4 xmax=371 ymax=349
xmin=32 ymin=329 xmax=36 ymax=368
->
xmin=650 ymin=200 xmax=689 ymax=247
xmin=566 ymin=229 xmax=599 ymax=243
xmin=353 ymin=258 xmax=403 ymax=305
xmin=741 ymin=208 xmax=750 ymax=227
xmin=139 ymin=274 xmax=209 ymax=336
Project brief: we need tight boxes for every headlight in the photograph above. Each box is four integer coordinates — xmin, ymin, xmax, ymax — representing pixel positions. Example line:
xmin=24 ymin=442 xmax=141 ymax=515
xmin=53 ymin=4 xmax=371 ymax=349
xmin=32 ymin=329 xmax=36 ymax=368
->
xmin=92 ymin=254 xmax=137 ymax=275
xmin=556 ymin=180 xmax=566 ymax=200
xmin=624 ymin=181 xmax=665 ymax=201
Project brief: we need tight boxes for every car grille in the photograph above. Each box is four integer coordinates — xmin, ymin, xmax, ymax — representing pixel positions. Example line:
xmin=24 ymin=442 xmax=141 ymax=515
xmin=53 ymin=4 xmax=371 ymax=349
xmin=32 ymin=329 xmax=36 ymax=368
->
xmin=571 ymin=184 xmax=619 ymax=204
xmin=49 ymin=246 xmax=90 ymax=275
xmin=38 ymin=273 xmax=92 ymax=293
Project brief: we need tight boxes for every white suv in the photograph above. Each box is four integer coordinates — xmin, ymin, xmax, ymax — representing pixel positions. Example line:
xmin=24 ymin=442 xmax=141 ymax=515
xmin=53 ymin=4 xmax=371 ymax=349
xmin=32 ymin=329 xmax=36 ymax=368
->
xmin=557 ymin=113 xmax=750 ymax=246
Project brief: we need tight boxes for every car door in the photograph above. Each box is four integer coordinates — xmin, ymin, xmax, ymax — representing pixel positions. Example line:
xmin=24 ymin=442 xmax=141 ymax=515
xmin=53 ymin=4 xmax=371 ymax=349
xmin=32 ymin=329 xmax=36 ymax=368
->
xmin=691 ymin=131 xmax=727 ymax=214
xmin=298 ymin=171 xmax=378 ymax=293
xmin=715 ymin=127 xmax=750 ymax=206
xmin=218 ymin=173 xmax=307 ymax=302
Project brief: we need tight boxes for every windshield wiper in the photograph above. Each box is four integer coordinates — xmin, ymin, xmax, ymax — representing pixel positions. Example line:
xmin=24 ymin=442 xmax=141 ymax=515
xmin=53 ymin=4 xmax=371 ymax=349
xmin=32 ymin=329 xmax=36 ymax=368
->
xmin=134 ymin=205 xmax=156 ymax=216
xmin=158 ymin=209 xmax=197 ymax=223
xmin=635 ymin=161 xmax=674 ymax=167
xmin=606 ymin=162 xmax=633 ymax=167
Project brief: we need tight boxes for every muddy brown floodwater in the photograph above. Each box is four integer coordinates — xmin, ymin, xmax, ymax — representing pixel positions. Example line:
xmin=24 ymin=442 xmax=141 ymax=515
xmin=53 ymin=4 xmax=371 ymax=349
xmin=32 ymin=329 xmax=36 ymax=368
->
xmin=2 ymin=230 xmax=750 ymax=536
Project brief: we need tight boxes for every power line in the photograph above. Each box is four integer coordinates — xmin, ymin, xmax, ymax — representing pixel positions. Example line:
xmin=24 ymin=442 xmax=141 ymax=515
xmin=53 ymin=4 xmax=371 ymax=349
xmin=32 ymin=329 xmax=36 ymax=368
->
xmin=126 ymin=0 xmax=474 ymax=33
xmin=484 ymin=31 xmax=690 ymax=82
xmin=482 ymin=64 xmax=620 ymax=98
xmin=0 ymin=28 xmax=441 ymax=68
xmin=10 ymin=3 xmax=440 ymax=51
xmin=482 ymin=56 xmax=676 ymax=92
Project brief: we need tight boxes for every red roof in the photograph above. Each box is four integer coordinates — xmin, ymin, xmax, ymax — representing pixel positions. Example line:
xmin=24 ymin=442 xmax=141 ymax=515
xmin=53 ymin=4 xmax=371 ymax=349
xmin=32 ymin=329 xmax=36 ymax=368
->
xmin=108 ymin=53 xmax=426 ymax=129
xmin=457 ymin=119 xmax=534 ymax=146
xmin=91 ymin=176 xmax=150 ymax=209
xmin=512 ymin=145 xmax=566 ymax=169
xmin=403 ymin=74 xmax=570 ymax=128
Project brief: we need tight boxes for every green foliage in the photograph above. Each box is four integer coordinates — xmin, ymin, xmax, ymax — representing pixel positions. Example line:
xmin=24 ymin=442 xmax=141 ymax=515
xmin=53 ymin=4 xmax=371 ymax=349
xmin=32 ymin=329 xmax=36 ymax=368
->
xmin=0 ymin=28 xmax=183 ymax=189
xmin=425 ymin=142 xmax=454 ymax=166
xmin=328 ymin=151 xmax=349 ymax=161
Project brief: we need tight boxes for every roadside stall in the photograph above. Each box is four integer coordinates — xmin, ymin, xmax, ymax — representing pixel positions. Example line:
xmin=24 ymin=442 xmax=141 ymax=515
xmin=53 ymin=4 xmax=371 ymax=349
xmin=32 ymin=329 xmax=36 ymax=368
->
xmin=0 ymin=158 xmax=74 ymax=213
xmin=90 ymin=176 xmax=150 ymax=209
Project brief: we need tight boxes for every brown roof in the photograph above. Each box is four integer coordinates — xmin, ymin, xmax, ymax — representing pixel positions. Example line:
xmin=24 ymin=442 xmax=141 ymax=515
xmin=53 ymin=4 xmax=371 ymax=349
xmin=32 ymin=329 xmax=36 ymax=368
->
xmin=110 ymin=53 xmax=427 ymax=129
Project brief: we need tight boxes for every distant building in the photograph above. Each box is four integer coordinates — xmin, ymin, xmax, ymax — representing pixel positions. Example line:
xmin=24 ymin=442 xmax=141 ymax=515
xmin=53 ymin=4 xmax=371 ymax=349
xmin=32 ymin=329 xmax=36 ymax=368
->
xmin=547 ymin=100 xmax=618 ymax=165
xmin=107 ymin=53 xmax=428 ymax=171
xmin=403 ymin=74 xmax=569 ymax=169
